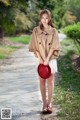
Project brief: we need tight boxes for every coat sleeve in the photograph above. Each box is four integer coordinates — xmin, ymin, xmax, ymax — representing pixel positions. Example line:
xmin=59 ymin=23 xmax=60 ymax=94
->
xmin=50 ymin=28 xmax=60 ymax=57
xmin=29 ymin=27 xmax=38 ymax=53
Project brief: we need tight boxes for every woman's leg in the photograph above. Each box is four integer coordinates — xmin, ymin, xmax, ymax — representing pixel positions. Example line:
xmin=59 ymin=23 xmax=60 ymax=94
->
xmin=47 ymin=74 xmax=54 ymax=107
xmin=39 ymin=76 xmax=47 ymax=108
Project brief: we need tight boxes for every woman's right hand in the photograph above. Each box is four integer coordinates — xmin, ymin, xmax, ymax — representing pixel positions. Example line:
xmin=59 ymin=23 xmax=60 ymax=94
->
xmin=39 ymin=58 xmax=44 ymax=64
xmin=35 ymin=51 xmax=44 ymax=64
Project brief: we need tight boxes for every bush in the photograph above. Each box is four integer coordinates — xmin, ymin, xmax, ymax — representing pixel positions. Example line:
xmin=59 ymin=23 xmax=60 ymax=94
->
xmin=63 ymin=22 xmax=80 ymax=54
xmin=63 ymin=22 xmax=80 ymax=40
xmin=4 ymin=23 xmax=16 ymax=36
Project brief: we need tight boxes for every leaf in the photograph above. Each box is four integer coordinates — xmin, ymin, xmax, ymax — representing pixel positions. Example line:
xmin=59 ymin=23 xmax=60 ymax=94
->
xmin=0 ymin=0 xmax=10 ymax=6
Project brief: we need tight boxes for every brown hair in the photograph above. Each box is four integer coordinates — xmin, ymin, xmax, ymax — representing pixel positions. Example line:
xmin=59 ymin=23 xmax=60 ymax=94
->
xmin=39 ymin=9 xmax=54 ymax=30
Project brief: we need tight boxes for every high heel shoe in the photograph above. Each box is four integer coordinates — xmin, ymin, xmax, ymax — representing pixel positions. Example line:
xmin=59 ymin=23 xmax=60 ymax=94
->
xmin=41 ymin=106 xmax=48 ymax=114
xmin=47 ymin=104 xmax=53 ymax=114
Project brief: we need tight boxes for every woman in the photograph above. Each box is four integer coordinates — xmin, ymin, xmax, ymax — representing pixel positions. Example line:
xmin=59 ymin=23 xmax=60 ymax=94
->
xmin=29 ymin=9 xmax=60 ymax=114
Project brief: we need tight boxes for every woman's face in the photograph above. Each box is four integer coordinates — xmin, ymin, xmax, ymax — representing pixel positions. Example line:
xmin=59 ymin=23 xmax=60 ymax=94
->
xmin=41 ymin=13 xmax=49 ymax=26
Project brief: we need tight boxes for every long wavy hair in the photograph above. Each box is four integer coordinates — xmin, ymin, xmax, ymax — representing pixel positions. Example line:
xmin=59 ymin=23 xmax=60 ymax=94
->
xmin=39 ymin=9 xmax=54 ymax=31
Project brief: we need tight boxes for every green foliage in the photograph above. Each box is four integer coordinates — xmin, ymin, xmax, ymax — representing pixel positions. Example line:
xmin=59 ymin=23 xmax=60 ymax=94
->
xmin=0 ymin=0 xmax=32 ymax=37
xmin=3 ymin=23 xmax=16 ymax=35
xmin=64 ymin=22 xmax=80 ymax=40
xmin=54 ymin=38 xmax=80 ymax=120
xmin=0 ymin=45 xmax=19 ymax=59
xmin=0 ymin=0 xmax=10 ymax=6
xmin=9 ymin=35 xmax=31 ymax=44
xmin=14 ymin=9 xmax=32 ymax=31
xmin=63 ymin=22 xmax=80 ymax=53
xmin=51 ymin=0 xmax=67 ymax=28
xmin=67 ymin=0 xmax=80 ymax=21
xmin=64 ymin=11 xmax=77 ymax=25
xmin=0 ymin=0 xmax=16 ymax=36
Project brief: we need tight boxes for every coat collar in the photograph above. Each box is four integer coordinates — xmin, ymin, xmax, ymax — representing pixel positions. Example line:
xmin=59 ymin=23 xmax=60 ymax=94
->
xmin=37 ymin=26 xmax=54 ymax=35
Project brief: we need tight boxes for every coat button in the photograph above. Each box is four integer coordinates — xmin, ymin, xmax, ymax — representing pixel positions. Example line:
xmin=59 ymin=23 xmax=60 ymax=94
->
xmin=49 ymin=43 xmax=51 ymax=45
xmin=39 ymin=42 xmax=41 ymax=44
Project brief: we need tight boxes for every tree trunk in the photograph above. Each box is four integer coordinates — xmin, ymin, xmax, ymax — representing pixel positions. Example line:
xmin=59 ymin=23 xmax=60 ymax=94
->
xmin=0 ymin=27 xmax=4 ymax=43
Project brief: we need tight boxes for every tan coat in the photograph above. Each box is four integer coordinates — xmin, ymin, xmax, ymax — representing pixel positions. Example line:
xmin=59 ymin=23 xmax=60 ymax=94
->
xmin=29 ymin=26 xmax=60 ymax=61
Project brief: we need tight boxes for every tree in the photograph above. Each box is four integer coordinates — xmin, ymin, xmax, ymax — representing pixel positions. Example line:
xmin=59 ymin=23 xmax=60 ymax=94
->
xmin=67 ymin=0 xmax=80 ymax=21
xmin=0 ymin=0 xmax=32 ymax=41
xmin=0 ymin=0 xmax=11 ymax=40
xmin=51 ymin=0 xmax=67 ymax=28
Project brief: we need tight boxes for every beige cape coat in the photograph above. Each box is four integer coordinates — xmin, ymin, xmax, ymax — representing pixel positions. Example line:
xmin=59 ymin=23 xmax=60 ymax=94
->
xmin=29 ymin=26 xmax=60 ymax=61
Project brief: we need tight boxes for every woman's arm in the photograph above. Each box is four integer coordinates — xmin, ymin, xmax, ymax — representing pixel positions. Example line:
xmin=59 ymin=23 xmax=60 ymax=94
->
xmin=44 ymin=28 xmax=60 ymax=65
xmin=44 ymin=49 xmax=53 ymax=65
xmin=29 ymin=28 xmax=38 ymax=53
xmin=35 ymin=51 xmax=44 ymax=64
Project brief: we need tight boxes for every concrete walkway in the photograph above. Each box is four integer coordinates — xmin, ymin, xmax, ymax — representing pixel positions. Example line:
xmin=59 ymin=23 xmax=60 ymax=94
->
xmin=0 ymin=45 xmax=60 ymax=120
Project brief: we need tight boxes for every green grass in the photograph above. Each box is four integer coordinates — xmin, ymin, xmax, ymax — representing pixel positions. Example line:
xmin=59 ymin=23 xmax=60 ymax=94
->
xmin=8 ymin=35 xmax=31 ymax=44
xmin=0 ymin=35 xmax=31 ymax=60
xmin=54 ymin=38 xmax=80 ymax=120
xmin=0 ymin=45 xmax=19 ymax=60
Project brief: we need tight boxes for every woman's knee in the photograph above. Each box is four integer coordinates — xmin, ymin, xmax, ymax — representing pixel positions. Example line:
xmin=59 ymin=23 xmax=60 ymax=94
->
xmin=48 ymin=74 xmax=54 ymax=84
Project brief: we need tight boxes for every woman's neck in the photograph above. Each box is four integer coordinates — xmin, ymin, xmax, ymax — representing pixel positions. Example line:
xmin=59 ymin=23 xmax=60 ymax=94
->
xmin=44 ymin=24 xmax=49 ymax=29
xmin=44 ymin=25 xmax=51 ymax=31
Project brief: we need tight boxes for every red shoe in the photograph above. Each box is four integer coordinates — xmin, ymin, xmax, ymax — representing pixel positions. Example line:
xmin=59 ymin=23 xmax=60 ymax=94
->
xmin=41 ymin=106 xmax=48 ymax=114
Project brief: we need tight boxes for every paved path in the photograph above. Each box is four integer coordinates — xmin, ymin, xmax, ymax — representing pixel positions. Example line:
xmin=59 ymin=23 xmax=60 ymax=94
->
xmin=0 ymin=45 xmax=60 ymax=120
